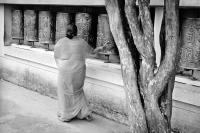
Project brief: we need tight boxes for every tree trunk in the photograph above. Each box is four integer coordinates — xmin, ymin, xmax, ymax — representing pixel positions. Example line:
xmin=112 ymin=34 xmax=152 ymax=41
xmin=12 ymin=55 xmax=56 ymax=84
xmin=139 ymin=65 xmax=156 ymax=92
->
xmin=105 ymin=0 xmax=148 ymax=132
xmin=105 ymin=0 xmax=180 ymax=133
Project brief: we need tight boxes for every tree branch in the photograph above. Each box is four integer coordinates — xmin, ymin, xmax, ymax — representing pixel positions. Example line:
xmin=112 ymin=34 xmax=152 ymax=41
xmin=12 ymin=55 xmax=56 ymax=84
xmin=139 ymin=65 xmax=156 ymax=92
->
xmin=125 ymin=0 xmax=147 ymax=58
xmin=138 ymin=0 xmax=154 ymax=49
xmin=138 ymin=0 xmax=156 ymax=63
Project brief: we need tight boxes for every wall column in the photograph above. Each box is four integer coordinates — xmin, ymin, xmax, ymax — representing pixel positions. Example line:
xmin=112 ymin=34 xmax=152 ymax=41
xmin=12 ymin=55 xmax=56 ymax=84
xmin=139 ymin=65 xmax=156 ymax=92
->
xmin=154 ymin=7 xmax=164 ymax=67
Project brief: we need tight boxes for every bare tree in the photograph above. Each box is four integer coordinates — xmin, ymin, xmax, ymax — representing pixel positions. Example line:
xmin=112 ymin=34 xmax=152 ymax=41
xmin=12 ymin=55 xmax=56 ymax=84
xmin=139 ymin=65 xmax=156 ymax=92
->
xmin=105 ymin=0 xmax=180 ymax=132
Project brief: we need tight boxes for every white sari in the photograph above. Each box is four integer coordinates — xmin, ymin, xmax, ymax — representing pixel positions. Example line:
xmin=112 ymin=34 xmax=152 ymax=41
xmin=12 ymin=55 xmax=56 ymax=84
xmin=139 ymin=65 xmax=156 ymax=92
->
xmin=54 ymin=37 xmax=91 ymax=121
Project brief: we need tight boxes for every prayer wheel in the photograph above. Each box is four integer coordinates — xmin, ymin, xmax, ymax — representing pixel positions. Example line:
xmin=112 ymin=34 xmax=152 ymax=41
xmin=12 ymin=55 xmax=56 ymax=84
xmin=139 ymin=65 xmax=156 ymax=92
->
xmin=56 ymin=12 xmax=73 ymax=42
xmin=24 ymin=10 xmax=38 ymax=42
xmin=97 ymin=14 xmax=116 ymax=54
xmin=12 ymin=10 xmax=23 ymax=40
xmin=179 ymin=18 xmax=200 ymax=70
xmin=75 ymin=13 xmax=92 ymax=44
xmin=38 ymin=11 xmax=54 ymax=45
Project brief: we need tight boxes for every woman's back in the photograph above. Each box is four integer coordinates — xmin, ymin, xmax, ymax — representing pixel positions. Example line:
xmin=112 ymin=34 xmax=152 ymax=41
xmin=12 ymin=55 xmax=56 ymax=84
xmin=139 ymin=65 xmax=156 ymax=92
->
xmin=54 ymin=37 xmax=88 ymax=71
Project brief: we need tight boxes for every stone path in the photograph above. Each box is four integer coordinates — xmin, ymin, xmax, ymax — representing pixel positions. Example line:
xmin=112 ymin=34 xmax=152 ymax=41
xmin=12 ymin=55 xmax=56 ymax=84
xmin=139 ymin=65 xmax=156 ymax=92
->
xmin=0 ymin=80 xmax=130 ymax=133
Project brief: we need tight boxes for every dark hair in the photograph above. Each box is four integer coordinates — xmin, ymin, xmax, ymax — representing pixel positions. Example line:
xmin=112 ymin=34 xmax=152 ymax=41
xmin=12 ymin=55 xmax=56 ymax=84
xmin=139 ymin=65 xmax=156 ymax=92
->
xmin=66 ymin=23 xmax=77 ymax=39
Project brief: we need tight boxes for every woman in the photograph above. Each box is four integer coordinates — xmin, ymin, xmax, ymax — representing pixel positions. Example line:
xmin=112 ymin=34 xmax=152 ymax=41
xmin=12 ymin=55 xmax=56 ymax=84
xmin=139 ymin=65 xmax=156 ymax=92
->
xmin=54 ymin=23 xmax=103 ymax=122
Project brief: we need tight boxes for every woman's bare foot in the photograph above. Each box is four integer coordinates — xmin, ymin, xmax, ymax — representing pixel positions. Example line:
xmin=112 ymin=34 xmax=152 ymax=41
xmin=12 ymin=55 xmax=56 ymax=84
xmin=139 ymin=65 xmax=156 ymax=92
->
xmin=57 ymin=112 xmax=71 ymax=122
xmin=84 ymin=114 xmax=93 ymax=121
xmin=58 ymin=116 xmax=71 ymax=122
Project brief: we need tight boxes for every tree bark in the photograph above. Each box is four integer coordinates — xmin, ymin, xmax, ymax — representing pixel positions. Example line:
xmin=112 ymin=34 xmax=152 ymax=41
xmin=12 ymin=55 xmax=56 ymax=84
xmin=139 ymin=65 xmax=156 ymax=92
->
xmin=105 ymin=0 xmax=180 ymax=133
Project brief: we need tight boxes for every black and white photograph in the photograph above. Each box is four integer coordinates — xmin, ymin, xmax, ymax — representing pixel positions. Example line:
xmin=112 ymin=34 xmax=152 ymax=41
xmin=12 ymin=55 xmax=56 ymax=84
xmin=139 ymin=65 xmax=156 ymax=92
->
xmin=0 ymin=0 xmax=199 ymax=133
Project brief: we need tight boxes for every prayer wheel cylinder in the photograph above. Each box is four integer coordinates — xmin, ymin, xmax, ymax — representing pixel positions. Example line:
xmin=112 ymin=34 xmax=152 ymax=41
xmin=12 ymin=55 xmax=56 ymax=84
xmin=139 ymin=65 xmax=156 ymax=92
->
xmin=179 ymin=18 xmax=200 ymax=70
xmin=24 ymin=10 xmax=38 ymax=42
xmin=39 ymin=11 xmax=54 ymax=44
xmin=12 ymin=10 xmax=23 ymax=40
xmin=75 ymin=13 xmax=92 ymax=44
xmin=97 ymin=14 xmax=116 ymax=54
xmin=56 ymin=12 xmax=72 ymax=42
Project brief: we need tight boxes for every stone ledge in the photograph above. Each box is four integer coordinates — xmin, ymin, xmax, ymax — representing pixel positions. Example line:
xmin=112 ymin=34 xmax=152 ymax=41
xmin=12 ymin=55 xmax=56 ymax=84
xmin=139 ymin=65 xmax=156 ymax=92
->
xmin=4 ymin=45 xmax=123 ymax=86
xmin=173 ymin=83 xmax=200 ymax=107
xmin=4 ymin=45 xmax=200 ymax=87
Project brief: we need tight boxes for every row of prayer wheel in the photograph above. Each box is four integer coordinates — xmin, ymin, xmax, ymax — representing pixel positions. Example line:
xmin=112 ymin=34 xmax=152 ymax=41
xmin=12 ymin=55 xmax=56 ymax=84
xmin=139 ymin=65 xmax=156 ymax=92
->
xmin=11 ymin=10 xmax=200 ymax=68
xmin=11 ymin=9 xmax=117 ymax=54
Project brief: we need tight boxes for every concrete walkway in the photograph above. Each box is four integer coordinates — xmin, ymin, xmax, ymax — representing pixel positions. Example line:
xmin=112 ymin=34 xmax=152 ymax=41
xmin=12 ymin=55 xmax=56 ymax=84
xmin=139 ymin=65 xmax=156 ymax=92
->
xmin=0 ymin=80 xmax=130 ymax=133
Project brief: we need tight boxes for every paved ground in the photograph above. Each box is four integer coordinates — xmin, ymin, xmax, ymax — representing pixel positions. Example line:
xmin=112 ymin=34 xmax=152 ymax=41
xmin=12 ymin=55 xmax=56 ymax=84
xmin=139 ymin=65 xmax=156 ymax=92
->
xmin=0 ymin=80 xmax=130 ymax=133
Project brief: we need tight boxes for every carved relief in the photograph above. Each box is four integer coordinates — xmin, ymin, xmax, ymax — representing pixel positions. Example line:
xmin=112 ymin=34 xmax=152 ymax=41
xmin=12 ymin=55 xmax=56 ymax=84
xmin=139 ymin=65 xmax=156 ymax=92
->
xmin=180 ymin=18 xmax=200 ymax=69
xmin=56 ymin=12 xmax=73 ymax=42
xmin=24 ymin=10 xmax=38 ymax=42
xmin=12 ymin=10 xmax=23 ymax=40
xmin=39 ymin=11 xmax=54 ymax=44
xmin=97 ymin=14 xmax=117 ymax=54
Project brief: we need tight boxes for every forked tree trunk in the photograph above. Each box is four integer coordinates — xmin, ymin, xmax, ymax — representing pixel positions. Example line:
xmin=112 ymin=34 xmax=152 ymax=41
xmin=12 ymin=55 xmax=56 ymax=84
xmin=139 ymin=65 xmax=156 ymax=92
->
xmin=105 ymin=0 xmax=180 ymax=133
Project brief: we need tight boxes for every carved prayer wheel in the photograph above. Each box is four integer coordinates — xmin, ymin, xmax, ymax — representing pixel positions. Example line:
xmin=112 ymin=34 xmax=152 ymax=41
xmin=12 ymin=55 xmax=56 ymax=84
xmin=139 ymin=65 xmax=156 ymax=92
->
xmin=39 ymin=11 xmax=54 ymax=44
xmin=75 ymin=13 xmax=92 ymax=44
xmin=56 ymin=12 xmax=72 ymax=42
xmin=179 ymin=18 xmax=200 ymax=70
xmin=12 ymin=10 xmax=23 ymax=40
xmin=24 ymin=10 xmax=38 ymax=42
xmin=97 ymin=14 xmax=116 ymax=54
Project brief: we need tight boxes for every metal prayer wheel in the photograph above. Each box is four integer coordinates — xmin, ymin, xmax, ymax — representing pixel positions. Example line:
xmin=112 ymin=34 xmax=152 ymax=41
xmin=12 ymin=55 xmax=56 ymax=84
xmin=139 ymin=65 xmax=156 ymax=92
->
xmin=38 ymin=11 xmax=54 ymax=45
xmin=179 ymin=18 xmax=200 ymax=70
xmin=56 ymin=12 xmax=73 ymax=42
xmin=75 ymin=13 xmax=92 ymax=43
xmin=12 ymin=10 xmax=24 ymax=41
xmin=24 ymin=10 xmax=38 ymax=45
xmin=97 ymin=14 xmax=116 ymax=54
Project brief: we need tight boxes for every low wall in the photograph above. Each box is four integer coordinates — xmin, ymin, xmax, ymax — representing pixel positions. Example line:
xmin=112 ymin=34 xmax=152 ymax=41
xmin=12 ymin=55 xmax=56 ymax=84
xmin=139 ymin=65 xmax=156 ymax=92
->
xmin=0 ymin=45 xmax=200 ymax=133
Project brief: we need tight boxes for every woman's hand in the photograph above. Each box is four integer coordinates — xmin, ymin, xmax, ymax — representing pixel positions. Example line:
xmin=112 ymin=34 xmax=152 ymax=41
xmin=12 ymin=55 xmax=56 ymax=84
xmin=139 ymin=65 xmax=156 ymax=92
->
xmin=93 ymin=46 xmax=104 ymax=53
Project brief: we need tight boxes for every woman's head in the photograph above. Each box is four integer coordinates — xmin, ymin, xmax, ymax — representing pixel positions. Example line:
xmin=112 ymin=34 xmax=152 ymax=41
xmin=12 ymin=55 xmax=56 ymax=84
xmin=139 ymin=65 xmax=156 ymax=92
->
xmin=66 ymin=23 xmax=77 ymax=39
